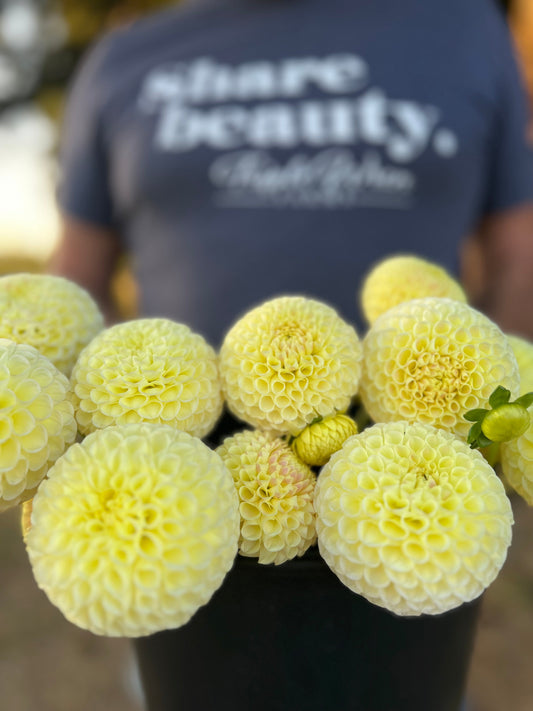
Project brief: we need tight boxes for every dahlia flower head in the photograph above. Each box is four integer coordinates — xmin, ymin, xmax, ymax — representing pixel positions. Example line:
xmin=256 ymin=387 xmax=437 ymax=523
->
xmin=315 ymin=421 xmax=513 ymax=616
xmin=216 ymin=429 xmax=317 ymax=565
xmin=507 ymin=334 xmax=533 ymax=396
xmin=360 ymin=298 xmax=520 ymax=440
xmin=500 ymin=407 xmax=533 ymax=505
xmin=71 ymin=318 xmax=223 ymax=438
xmin=26 ymin=423 xmax=240 ymax=637
xmin=0 ymin=339 xmax=77 ymax=511
xmin=291 ymin=413 xmax=358 ymax=467
xmin=0 ymin=273 xmax=104 ymax=375
xmin=219 ymin=296 xmax=362 ymax=436
xmin=360 ymin=255 xmax=467 ymax=325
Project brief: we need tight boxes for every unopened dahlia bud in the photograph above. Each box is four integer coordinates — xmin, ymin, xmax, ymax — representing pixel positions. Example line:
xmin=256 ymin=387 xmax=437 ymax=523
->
xmin=465 ymin=386 xmax=533 ymax=449
xmin=71 ymin=318 xmax=223 ymax=438
xmin=26 ymin=423 xmax=239 ymax=637
xmin=360 ymin=255 xmax=466 ymax=325
xmin=217 ymin=429 xmax=316 ymax=565
xmin=315 ymin=421 xmax=513 ymax=616
xmin=360 ymin=298 xmax=520 ymax=440
xmin=482 ymin=405 xmax=530 ymax=442
xmin=219 ymin=296 xmax=362 ymax=436
xmin=291 ymin=413 xmax=358 ymax=467
xmin=0 ymin=273 xmax=103 ymax=375
xmin=0 ymin=340 xmax=76 ymax=511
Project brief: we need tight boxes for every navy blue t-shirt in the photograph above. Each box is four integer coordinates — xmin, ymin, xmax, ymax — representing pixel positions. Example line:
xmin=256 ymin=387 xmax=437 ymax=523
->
xmin=59 ymin=0 xmax=533 ymax=346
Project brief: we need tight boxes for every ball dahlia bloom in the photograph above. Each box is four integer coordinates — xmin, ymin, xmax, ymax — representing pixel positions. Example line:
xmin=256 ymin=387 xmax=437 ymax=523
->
xmin=360 ymin=255 xmax=466 ymax=325
xmin=219 ymin=296 xmax=362 ymax=435
xmin=0 ymin=339 xmax=77 ymax=511
xmin=507 ymin=334 xmax=533 ymax=395
xmin=500 ymin=410 xmax=533 ymax=505
xmin=315 ymin=421 xmax=513 ymax=616
xmin=26 ymin=423 xmax=240 ymax=637
xmin=216 ymin=429 xmax=317 ymax=565
xmin=291 ymin=413 xmax=358 ymax=467
xmin=0 ymin=273 xmax=103 ymax=375
xmin=360 ymin=298 xmax=520 ymax=440
xmin=71 ymin=318 xmax=223 ymax=438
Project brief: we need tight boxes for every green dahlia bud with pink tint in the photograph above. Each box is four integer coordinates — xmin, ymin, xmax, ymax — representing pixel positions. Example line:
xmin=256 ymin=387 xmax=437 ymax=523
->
xmin=217 ymin=429 xmax=317 ymax=565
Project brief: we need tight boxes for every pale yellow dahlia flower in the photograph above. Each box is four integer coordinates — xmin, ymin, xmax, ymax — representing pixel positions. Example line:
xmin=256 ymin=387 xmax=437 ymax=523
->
xmin=291 ymin=413 xmax=358 ymax=467
xmin=71 ymin=318 xmax=223 ymax=438
xmin=507 ymin=334 xmax=533 ymax=395
xmin=360 ymin=255 xmax=467 ymax=325
xmin=26 ymin=423 xmax=240 ymax=637
xmin=315 ymin=421 xmax=513 ymax=616
xmin=0 ymin=340 xmax=77 ymax=511
xmin=360 ymin=298 xmax=519 ymax=440
xmin=500 ymin=409 xmax=533 ymax=505
xmin=216 ymin=429 xmax=316 ymax=565
xmin=219 ymin=296 xmax=362 ymax=435
xmin=0 ymin=273 xmax=103 ymax=375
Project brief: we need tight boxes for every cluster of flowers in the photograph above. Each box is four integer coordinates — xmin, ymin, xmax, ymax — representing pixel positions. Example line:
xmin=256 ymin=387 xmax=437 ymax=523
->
xmin=1 ymin=257 xmax=533 ymax=638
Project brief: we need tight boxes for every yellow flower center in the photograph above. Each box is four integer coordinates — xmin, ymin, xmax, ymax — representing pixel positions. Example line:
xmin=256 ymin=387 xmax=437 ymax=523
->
xmin=269 ymin=323 xmax=314 ymax=369
xmin=90 ymin=488 xmax=149 ymax=537
xmin=409 ymin=352 xmax=469 ymax=406
xmin=409 ymin=467 xmax=439 ymax=490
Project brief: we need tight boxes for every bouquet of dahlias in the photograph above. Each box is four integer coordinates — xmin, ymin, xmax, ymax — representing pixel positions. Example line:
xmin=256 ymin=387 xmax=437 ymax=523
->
xmin=2 ymin=258 xmax=533 ymax=639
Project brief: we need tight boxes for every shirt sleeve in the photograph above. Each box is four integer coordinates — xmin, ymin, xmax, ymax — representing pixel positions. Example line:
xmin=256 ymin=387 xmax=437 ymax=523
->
xmin=57 ymin=35 xmax=117 ymax=228
xmin=483 ymin=3 xmax=533 ymax=215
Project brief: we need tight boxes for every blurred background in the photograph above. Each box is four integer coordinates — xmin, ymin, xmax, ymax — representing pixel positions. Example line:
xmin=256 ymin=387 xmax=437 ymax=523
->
xmin=0 ymin=1 xmax=532 ymax=709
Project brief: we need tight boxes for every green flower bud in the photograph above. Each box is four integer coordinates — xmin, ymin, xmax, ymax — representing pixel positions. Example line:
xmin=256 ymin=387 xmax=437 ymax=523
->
xmin=292 ymin=413 xmax=358 ymax=467
xmin=481 ymin=404 xmax=530 ymax=442
xmin=466 ymin=387 xmax=533 ymax=449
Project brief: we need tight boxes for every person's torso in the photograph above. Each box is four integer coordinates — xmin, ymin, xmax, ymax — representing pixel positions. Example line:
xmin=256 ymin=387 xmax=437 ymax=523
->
xmin=99 ymin=0 xmax=503 ymax=344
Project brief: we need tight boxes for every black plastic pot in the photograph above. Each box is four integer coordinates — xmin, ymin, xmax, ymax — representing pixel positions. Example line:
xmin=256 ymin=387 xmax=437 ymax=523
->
xmin=134 ymin=545 xmax=480 ymax=711
xmin=134 ymin=412 xmax=480 ymax=711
